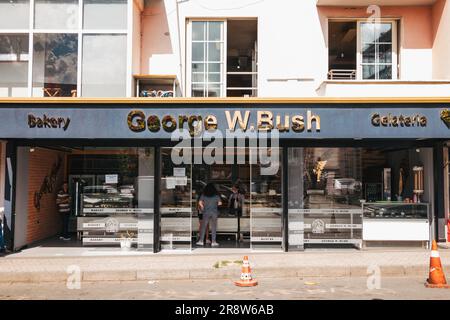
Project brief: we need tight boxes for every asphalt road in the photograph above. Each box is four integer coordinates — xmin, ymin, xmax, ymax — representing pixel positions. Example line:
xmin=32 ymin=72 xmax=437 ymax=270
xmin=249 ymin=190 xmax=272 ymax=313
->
xmin=0 ymin=277 xmax=449 ymax=300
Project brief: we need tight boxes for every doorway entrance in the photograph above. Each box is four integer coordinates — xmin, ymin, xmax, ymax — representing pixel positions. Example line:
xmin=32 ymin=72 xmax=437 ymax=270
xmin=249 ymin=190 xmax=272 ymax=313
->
xmin=159 ymin=147 xmax=283 ymax=251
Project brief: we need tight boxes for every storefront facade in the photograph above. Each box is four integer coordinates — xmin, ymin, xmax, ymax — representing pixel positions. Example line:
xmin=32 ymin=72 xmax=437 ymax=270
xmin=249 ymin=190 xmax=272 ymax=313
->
xmin=1 ymin=99 xmax=449 ymax=252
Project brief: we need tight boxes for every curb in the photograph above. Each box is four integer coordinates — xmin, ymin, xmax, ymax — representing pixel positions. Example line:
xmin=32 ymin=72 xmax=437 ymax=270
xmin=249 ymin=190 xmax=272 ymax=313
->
xmin=0 ymin=265 xmax=446 ymax=283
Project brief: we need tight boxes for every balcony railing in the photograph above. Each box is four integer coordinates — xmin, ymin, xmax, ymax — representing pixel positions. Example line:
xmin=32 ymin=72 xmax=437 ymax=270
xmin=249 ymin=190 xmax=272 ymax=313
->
xmin=327 ymin=69 xmax=356 ymax=80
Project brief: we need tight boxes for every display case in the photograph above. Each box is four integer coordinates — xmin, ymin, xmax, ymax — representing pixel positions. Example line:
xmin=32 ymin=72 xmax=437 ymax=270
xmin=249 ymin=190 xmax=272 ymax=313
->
xmin=362 ymin=202 xmax=430 ymax=246
xmin=302 ymin=208 xmax=363 ymax=248
xmin=77 ymin=185 xmax=153 ymax=247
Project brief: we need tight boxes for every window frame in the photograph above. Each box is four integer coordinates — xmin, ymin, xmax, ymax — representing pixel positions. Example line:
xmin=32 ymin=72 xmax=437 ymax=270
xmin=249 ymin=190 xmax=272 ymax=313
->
xmin=0 ymin=0 xmax=129 ymax=97
xmin=186 ymin=19 xmax=227 ymax=98
xmin=327 ymin=18 xmax=398 ymax=81
xmin=357 ymin=19 xmax=398 ymax=80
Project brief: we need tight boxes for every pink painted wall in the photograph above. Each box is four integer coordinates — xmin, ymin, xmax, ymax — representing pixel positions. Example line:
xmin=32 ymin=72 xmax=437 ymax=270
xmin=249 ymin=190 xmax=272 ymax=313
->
xmin=318 ymin=6 xmax=433 ymax=49
xmin=432 ymin=0 xmax=450 ymax=79
xmin=140 ymin=0 xmax=173 ymax=74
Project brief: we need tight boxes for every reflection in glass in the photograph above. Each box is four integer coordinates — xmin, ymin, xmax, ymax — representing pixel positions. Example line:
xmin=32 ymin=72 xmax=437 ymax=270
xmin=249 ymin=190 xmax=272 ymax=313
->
xmin=32 ymin=33 xmax=78 ymax=97
xmin=378 ymin=44 xmax=392 ymax=63
xmin=363 ymin=65 xmax=376 ymax=80
xmin=0 ymin=0 xmax=29 ymax=29
xmin=82 ymin=34 xmax=127 ymax=97
xmin=192 ymin=21 xmax=205 ymax=41
xmin=192 ymin=42 xmax=205 ymax=61
xmin=208 ymin=42 xmax=222 ymax=61
xmin=250 ymin=148 xmax=283 ymax=251
xmin=34 ymin=0 xmax=78 ymax=30
xmin=208 ymin=22 xmax=222 ymax=41
xmin=361 ymin=22 xmax=394 ymax=80
xmin=191 ymin=21 xmax=224 ymax=97
xmin=69 ymin=147 xmax=155 ymax=249
xmin=0 ymin=34 xmax=29 ymax=97
xmin=83 ymin=0 xmax=127 ymax=30
xmin=378 ymin=65 xmax=392 ymax=80
xmin=160 ymin=148 xmax=192 ymax=250
xmin=192 ymin=84 xmax=205 ymax=97
xmin=362 ymin=44 xmax=375 ymax=63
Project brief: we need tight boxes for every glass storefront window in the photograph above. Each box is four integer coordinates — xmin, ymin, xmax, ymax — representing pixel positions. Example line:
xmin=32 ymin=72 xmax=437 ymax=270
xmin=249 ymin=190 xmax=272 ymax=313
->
xmin=81 ymin=34 xmax=127 ymax=97
xmin=68 ymin=147 xmax=155 ymax=249
xmin=0 ymin=34 xmax=29 ymax=97
xmin=83 ymin=0 xmax=127 ymax=30
xmin=250 ymin=148 xmax=283 ymax=251
xmin=34 ymin=0 xmax=78 ymax=30
xmin=32 ymin=33 xmax=78 ymax=97
xmin=287 ymin=147 xmax=433 ymax=248
xmin=0 ymin=0 xmax=30 ymax=29
xmin=160 ymin=148 xmax=192 ymax=250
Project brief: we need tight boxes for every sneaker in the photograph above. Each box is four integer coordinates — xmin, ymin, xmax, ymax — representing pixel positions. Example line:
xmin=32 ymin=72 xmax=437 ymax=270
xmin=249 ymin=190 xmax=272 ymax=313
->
xmin=206 ymin=239 xmax=212 ymax=245
xmin=196 ymin=241 xmax=204 ymax=246
xmin=63 ymin=237 xmax=71 ymax=241
xmin=211 ymin=242 xmax=219 ymax=247
xmin=59 ymin=236 xmax=64 ymax=240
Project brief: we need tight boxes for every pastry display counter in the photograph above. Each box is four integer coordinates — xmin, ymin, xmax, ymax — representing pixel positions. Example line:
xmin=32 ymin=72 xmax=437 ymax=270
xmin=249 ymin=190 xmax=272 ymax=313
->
xmin=362 ymin=202 xmax=430 ymax=246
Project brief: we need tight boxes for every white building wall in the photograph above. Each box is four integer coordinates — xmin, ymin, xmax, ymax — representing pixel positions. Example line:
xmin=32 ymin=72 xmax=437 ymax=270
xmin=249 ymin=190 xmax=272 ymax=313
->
xmin=139 ymin=0 xmax=450 ymax=97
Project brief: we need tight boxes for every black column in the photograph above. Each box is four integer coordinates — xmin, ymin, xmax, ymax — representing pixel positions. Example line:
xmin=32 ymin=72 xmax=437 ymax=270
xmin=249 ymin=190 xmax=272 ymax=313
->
xmin=154 ymin=146 xmax=161 ymax=253
xmin=282 ymin=146 xmax=288 ymax=252
xmin=3 ymin=141 xmax=16 ymax=251
xmin=433 ymin=142 xmax=446 ymax=242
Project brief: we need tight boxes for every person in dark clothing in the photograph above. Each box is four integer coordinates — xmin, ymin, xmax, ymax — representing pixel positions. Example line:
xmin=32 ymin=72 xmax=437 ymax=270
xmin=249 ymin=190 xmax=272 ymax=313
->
xmin=228 ymin=184 xmax=245 ymax=242
xmin=196 ymin=183 xmax=222 ymax=247
xmin=56 ymin=182 xmax=71 ymax=241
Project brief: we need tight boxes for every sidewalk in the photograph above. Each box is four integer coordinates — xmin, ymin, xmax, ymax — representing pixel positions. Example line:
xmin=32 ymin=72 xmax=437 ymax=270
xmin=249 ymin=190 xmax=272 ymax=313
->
xmin=1 ymin=247 xmax=450 ymax=283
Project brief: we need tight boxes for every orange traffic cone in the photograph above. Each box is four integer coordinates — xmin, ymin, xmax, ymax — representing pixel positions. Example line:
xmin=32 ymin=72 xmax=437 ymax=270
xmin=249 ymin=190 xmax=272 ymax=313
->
xmin=234 ymin=256 xmax=258 ymax=287
xmin=425 ymin=240 xmax=450 ymax=288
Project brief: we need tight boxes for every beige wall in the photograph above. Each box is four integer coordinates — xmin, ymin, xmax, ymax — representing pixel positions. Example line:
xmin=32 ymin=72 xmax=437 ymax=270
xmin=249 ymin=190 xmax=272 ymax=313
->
xmin=432 ymin=0 xmax=450 ymax=79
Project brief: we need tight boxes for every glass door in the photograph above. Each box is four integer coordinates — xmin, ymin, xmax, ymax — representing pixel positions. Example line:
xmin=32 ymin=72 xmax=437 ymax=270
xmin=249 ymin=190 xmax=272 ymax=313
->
xmin=160 ymin=148 xmax=192 ymax=250
xmin=250 ymin=147 xmax=283 ymax=251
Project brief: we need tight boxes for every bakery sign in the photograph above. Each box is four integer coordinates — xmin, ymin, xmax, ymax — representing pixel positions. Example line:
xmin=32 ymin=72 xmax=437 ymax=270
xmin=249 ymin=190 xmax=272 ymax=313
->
xmin=28 ymin=114 xmax=71 ymax=131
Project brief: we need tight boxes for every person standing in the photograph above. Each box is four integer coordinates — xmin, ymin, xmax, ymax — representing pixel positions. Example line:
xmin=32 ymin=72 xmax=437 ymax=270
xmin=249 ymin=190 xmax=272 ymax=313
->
xmin=56 ymin=182 xmax=71 ymax=241
xmin=228 ymin=184 xmax=244 ymax=242
xmin=196 ymin=183 xmax=222 ymax=247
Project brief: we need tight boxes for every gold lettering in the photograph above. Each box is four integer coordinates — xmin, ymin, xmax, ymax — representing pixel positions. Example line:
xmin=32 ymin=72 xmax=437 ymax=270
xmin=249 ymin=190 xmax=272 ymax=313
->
xmin=276 ymin=115 xmax=290 ymax=132
xmin=307 ymin=110 xmax=320 ymax=132
xmin=225 ymin=111 xmax=250 ymax=131
xmin=257 ymin=111 xmax=273 ymax=131
xmin=204 ymin=115 xmax=218 ymax=131
xmin=291 ymin=115 xmax=305 ymax=132
xmin=127 ymin=110 xmax=146 ymax=132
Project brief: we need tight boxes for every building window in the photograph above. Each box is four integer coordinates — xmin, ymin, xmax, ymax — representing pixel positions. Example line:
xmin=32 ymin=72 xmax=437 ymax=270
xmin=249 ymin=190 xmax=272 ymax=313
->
xmin=188 ymin=19 xmax=258 ymax=97
xmin=190 ymin=21 xmax=225 ymax=97
xmin=83 ymin=0 xmax=127 ymax=30
xmin=0 ymin=34 xmax=29 ymax=97
xmin=0 ymin=0 xmax=30 ymax=29
xmin=328 ymin=20 xmax=397 ymax=80
xmin=32 ymin=33 xmax=78 ymax=97
xmin=359 ymin=22 xmax=396 ymax=80
xmin=34 ymin=0 xmax=79 ymax=30
xmin=0 ymin=0 xmax=128 ymax=97
xmin=81 ymin=34 xmax=127 ymax=97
